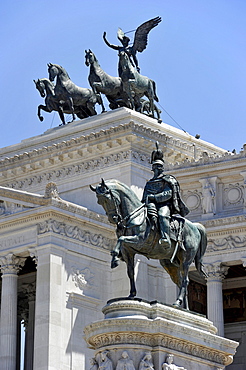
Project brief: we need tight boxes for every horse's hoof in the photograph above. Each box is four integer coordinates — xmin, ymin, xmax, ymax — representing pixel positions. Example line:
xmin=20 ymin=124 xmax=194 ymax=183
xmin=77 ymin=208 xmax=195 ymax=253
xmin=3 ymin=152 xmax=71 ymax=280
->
xmin=40 ymin=117 xmax=44 ymax=122
xmin=128 ymin=293 xmax=136 ymax=298
xmin=111 ymin=258 xmax=119 ymax=269
xmin=173 ymin=299 xmax=182 ymax=307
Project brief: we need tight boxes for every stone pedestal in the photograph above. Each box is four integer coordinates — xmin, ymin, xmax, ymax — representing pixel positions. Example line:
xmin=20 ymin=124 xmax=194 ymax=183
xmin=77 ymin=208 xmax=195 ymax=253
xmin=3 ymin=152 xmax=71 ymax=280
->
xmin=84 ymin=298 xmax=238 ymax=370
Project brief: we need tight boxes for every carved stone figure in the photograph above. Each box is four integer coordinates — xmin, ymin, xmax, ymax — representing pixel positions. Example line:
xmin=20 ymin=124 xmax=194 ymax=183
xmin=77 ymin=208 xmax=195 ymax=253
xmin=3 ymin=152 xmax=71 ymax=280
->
xmin=139 ymin=352 xmax=155 ymax=370
xmin=202 ymin=180 xmax=216 ymax=214
xmin=98 ymin=351 xmax=113 ymax=370
xmin=116 ymin=351 xmax=135 ymax=370
xmin=91 ymin=143 xmax=208 ymax=309
xmin=90 ymin=357 xmax=99 ymax=370
xmin=103 ymin=17 xmax=161 ymax=73
xmin=162 ymin=354 xmax=187 ymax=370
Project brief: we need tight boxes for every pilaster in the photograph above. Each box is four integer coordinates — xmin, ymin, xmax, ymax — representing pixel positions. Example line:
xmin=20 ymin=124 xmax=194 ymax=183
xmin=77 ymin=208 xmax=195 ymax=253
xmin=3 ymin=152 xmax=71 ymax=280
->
xmin=33 ymin=246 xmax=65 ymax=370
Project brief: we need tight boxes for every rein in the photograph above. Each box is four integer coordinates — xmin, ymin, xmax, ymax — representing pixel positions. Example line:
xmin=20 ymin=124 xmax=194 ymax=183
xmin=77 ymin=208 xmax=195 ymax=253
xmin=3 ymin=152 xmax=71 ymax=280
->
xmin=109 ymin=189 xmax=145 ymax=229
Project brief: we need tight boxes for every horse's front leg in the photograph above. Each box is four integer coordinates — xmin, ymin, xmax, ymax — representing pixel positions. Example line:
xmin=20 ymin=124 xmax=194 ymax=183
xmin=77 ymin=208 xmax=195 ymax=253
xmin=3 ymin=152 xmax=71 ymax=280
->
xmin=111 ymin=237 xmax=122 ymax=268
xmin=111 ymin=235 xmax=139 ymax=269
xmin=123 ymin=80 xmax=135 ymax=110
xmin=67 ymin=97 xmax=76 ymax=121
xmin=57 ymin=106 xmax=66 ymax=126
xmin=92 ymin=84 xmax=106 ymax=112
xmin=120 ymin=248 xmax=136 ymax=298
xmin=37 ymin=104 xmax=51 ymax=121
xmin=127 ymin=253 xmax=136 ymax=297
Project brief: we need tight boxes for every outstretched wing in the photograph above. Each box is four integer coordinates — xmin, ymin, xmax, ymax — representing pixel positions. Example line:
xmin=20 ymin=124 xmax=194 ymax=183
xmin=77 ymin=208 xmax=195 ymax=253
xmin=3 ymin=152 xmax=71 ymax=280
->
xmin=132 ymin=16 xmax=162 ymax=53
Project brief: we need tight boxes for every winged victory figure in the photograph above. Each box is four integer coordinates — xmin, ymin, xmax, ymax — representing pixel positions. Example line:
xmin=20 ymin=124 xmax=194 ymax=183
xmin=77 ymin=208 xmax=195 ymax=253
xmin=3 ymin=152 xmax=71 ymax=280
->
xmin=103 ymin=16 xmax=161 ymax=74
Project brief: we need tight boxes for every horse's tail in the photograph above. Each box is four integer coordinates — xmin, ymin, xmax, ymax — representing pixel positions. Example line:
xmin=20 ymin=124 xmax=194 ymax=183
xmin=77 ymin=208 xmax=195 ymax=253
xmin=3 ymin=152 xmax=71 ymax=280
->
xmin=152 ymin=80 xmax=159 ymax=102
xmin=194 ymin=223 xmax=208 ymax=278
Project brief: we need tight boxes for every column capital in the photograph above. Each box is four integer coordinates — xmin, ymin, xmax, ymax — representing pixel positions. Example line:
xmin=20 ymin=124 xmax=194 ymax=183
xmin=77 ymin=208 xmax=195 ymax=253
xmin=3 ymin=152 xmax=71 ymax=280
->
xmin=0 ymin=253 xmax=25 ymax=275
xmin=204 ymin=262 xmax=229 ymax=282
xmin=28 ymin=247 xmax=38 ymax=265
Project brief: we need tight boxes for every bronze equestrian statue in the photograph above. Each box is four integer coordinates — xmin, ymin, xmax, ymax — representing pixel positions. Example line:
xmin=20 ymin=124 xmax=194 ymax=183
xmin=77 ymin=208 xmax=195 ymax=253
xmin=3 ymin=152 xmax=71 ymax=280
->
xmin=91 ymin=143 xmax=207 ymax=309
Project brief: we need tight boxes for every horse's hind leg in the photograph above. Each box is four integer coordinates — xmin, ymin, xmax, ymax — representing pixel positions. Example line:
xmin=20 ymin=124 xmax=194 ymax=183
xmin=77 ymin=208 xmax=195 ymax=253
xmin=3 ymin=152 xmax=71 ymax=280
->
xmin=174 ymin=261 xmax=190 ymax=309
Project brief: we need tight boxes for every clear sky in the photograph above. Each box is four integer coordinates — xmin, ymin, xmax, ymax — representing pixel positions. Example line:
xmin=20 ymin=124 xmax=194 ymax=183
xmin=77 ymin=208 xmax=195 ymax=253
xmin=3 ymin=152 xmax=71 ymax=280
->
xmin=0 ymin=0 xmax=245 ymax=152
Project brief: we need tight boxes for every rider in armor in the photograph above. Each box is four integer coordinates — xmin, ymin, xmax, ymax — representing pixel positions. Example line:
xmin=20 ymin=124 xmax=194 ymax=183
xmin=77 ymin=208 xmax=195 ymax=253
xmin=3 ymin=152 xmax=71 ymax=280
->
xmin=142 ymin=142 xmax=189 ymax=248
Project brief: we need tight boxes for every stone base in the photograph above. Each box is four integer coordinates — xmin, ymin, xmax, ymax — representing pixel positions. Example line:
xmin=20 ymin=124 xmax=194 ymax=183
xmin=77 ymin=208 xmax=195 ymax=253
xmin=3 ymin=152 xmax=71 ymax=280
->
xmin=84 ymin=298 xmax=238 ymax=370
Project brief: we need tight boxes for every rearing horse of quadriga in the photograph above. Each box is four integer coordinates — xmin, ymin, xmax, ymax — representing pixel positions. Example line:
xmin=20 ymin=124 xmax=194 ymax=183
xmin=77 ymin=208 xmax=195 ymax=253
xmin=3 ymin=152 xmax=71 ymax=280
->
xmin=47 ymin=63 xmax=102 ymax=120
xmin=91 ymin=147 xmax=207 ymax=309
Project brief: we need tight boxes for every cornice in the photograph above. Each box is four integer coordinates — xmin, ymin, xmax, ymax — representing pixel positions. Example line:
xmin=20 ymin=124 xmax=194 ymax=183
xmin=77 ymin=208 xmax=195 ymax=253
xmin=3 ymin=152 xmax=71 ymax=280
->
xmin=0 ymin=119 xmax=228 ymax=181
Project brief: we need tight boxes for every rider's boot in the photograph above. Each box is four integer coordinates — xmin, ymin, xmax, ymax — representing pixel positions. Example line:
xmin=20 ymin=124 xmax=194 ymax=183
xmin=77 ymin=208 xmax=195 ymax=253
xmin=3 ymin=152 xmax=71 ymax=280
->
xmin=111 ymin=251 xmax=120 ymax=269
xmin=159 ymin=217 xmax=171 ymax=248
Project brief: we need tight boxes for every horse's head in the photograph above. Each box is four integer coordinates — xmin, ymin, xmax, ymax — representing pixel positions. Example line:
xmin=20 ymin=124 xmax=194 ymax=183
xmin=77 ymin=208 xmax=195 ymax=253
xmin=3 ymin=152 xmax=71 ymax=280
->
xmin=85 ymin=49 xmax=96 ymax=67
xmin=34 ymin=79 xmax=46 ymax=98
xmin=90 ymin=179 xmax=121 ymax=225
xmin=47 ymin=63 xmax=59 ymax=82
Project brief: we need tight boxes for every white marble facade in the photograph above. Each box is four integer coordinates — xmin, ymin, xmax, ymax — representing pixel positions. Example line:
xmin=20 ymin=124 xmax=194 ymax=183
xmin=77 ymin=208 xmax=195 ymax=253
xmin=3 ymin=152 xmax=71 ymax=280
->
xmin=0 ymin=108 xmax=245 ymax=369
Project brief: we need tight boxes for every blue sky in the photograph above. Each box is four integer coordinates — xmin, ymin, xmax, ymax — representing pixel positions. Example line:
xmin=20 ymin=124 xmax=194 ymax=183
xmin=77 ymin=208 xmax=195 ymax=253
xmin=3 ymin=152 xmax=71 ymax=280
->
xmin=0 ymin=0 xmax=245 ymax=152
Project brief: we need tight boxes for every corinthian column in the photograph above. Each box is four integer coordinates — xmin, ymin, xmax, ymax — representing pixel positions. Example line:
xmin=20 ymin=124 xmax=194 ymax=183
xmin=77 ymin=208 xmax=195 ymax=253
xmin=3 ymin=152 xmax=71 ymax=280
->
xmin=205 ymin=262 xmax=229 ymax=337
xmin=0 ymin=253 xmax=25 ymax=370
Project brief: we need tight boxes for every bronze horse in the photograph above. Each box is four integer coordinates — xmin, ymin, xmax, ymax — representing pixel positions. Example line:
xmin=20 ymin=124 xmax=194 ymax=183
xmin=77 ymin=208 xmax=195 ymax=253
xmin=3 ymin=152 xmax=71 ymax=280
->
xmin=118 ymin=51 xmax=159 ymax=118
xmin=91 ymin=179 xmax=207 ymax=309
xmin=85 ymin=49 xmax=129 ymax=111
xmin=34 ymin=78 xmax=89 ymax=125
xmin=47 ymin=63 xmax=103 ymax=120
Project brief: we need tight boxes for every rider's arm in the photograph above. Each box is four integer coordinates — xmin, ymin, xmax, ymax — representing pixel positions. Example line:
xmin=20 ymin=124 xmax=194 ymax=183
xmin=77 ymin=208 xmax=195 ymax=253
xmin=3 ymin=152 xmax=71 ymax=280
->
xmin=103 ymin=32 xmax=120 ymax=50
xmin=152 ymin=188 xmax=172 ymax=203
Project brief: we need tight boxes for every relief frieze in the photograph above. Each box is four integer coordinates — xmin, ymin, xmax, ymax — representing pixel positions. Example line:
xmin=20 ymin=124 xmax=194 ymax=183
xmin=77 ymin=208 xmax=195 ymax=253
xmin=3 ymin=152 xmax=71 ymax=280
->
xmin=207 ymin=235 xmax=246 ymax=252
xmin=37 ymin=219 xmax=114 ymax=250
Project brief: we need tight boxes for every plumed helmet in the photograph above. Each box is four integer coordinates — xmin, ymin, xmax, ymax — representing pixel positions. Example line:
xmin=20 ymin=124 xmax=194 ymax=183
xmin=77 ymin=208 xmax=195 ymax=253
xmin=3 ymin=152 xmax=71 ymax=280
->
xmin=117 ymin=28 xmax=130 ymax=44
xmin=151 ymin=141 xmax=164 ymax=165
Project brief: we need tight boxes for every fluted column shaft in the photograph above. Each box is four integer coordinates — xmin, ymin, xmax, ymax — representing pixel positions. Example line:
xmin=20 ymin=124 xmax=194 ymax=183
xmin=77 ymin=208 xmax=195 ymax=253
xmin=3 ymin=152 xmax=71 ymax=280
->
xmin=0 ymin=253 xmax=25 ymax=370
xmin=205 ymin=262 xmax=228 ymax=337
xmin=23 ymin=283 xmax=36 ymax=370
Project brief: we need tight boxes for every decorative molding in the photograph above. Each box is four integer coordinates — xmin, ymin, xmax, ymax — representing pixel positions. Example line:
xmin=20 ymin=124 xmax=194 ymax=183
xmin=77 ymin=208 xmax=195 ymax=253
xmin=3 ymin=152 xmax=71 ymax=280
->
xmin=207 ymin=235 xmax=246 ymax=252
xmin=3 ymin=151 xmax=132 ymax=189
xmin=205 ymin=215 xmax=246 ymax=228
xmin=37 ymin=219 xmax=115 ymax=250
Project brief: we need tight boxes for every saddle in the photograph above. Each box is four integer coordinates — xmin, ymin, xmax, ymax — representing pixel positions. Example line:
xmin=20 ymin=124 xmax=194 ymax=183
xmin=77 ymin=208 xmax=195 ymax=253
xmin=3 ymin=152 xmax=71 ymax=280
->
xmin=123 ymin=205 xmax=185 ymax=246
